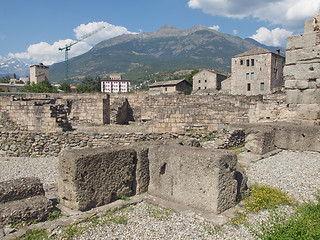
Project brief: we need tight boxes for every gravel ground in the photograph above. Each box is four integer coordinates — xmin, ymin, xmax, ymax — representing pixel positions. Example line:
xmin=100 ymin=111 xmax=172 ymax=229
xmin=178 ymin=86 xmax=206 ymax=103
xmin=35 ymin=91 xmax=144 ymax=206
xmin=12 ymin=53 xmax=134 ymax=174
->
xmin=0 ymin=157 xmax=59 ymax=185
xmin=1 ymin=150 xmax=319 ymax=239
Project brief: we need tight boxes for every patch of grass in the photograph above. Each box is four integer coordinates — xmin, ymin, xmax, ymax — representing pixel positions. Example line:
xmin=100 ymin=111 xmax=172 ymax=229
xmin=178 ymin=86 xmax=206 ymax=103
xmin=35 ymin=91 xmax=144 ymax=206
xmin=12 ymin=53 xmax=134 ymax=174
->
xmin=243 ymin=183 xmax=296 ymax=213
xmin=252 ymin=191 xmax=320 ymax=239
xmin=104 ymin=207 xmax=129 ymax=225
xmin=48 ymin=210 xmax=61 ymax=221
xmin=231 ymin=183 xmax=295 ymax=227
xmin=199 ymin=136 xmax=215 ymax=143
xmin=202 ymin=223 xmax=223 ymax=236
xmin=231 ymin=210 xmax=249 ymax=227
xmin=229 ymin=146 xmax=246 ymax=155
xmin=59 ymin=223 xmax=87 ymax=239
xmin=147 ymin=205 xmax=172 ymax=220
xmin=117 ymin=193 xmax=130 ymax=201
xmin=16 ymin=229 xmax=48 ymax=240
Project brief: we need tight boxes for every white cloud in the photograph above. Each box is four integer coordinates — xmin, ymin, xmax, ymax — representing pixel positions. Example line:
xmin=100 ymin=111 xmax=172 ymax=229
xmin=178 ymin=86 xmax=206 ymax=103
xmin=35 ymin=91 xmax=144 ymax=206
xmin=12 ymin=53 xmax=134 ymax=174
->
xmin=8 ymin=21 xmax=135 ymax=65
xmin=233 ymin=29 xmax=238 ymax=35
xmin=250 ymin=27 xmax=293 ymax=46
xmin=209 ymin=25 xmax=220 ymax=31
xmin=188 ymin=0 xmax=320 ymax=30
xmin=74 ymin=21 xmax=136 ymax=45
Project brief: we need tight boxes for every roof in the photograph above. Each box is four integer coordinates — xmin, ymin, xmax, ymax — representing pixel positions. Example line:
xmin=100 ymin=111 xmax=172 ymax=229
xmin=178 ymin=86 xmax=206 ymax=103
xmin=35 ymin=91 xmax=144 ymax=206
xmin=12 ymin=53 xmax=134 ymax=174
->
xmin=194 ymin=69 xmax=229 ymax=77
xmin=101 ymin=79 xmax=131 ymax=82
xmin=149 ymin=79 xmax=191 ymax=87
xmin=233 ymin=47 xmax=273 ymax=58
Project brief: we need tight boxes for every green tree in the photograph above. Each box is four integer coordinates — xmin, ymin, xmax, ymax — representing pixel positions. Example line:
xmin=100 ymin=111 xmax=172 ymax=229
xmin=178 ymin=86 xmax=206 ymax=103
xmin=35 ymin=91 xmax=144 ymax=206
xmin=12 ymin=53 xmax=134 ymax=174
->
xmin=0 ymin=75 xmax=10 ymax=83
xmin=82 ymin=76 xmax=101 ymax=92
xmin=21 ymin=80 xmax=58 ymax=93
xmin=13 ymin=73 xmax=17 ymax=79
xmin=76 ymin=83 xmax=95 ymax=93
xmin=185 ymin=69 xmax=199 ymax=86
xmin=59 ymin=82 xmax=71 ymax=93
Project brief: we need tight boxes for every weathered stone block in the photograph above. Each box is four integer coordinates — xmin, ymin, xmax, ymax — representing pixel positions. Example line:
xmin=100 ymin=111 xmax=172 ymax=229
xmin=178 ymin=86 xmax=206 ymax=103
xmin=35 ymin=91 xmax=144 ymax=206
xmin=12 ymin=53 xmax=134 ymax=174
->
xmin=286 ymin=32 xmax=320 ymax=50
xmin=0 ymin=177 xmax=45 ymax=204
xmin=284 ymin=80 xmax=297 ymax=89
xmin=0 ymin=195 xmax=54 ymax=227
xmin=286 ymin=89 xmax=300 ymax=104
xmin=245 ymin=127 xmax=275 ymax=155
xmin=147 ymin=144 xmax=239 ymax=213
xmin=300 ymin=89 xmax=317 ymax=104
xmin=274 ymin=125 xmax=320 ymax=152
xmin=58 ymin=145 xmax=150 ymax=211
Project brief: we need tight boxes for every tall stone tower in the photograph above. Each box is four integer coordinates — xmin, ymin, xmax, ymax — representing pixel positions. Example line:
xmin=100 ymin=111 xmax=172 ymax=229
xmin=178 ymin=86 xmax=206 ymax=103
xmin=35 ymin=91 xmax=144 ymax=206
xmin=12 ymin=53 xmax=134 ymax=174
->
xmin=29 ymin=63 xmax=49 ymax=84
xmin=284 ymin=13 xmax=320 ymax=104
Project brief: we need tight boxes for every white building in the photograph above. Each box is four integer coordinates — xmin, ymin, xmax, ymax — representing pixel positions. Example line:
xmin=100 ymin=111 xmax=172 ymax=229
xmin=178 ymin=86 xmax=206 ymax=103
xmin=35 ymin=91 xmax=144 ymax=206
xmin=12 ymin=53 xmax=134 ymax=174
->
xmin=101 ymin=79 xmax=131 ymax=93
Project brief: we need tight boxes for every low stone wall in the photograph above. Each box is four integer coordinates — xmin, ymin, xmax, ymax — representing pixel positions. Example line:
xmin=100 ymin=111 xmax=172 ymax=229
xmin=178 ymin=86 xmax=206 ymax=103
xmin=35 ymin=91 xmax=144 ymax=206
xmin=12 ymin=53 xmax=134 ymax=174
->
xmin=0 ymin=128 xmax=219 ymax=157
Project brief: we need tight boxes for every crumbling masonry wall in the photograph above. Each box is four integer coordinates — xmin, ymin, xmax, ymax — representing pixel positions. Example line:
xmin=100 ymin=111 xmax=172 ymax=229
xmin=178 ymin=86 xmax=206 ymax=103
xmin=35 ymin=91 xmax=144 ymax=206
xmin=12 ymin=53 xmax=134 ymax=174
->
xmin=284 ymin=18 xmax=320 ymax=105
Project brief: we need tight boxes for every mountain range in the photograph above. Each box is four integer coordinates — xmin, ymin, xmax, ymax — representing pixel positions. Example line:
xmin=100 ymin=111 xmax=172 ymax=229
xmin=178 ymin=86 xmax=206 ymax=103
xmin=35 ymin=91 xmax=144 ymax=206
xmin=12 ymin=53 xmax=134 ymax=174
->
xmin=49 ymin=25 xmax=286 ymax=85
xmin=1 ymin=25 xmax=285 ymax=85
xmin=0 ymin=58 xmax=29 ymax=78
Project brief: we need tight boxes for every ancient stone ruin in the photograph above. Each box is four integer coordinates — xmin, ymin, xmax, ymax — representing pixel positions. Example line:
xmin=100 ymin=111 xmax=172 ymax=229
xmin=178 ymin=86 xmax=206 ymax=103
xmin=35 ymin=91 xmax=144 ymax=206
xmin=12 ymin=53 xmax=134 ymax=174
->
xmin=0 ymin=177 xmax=54 ymax=227
xmin=58 ymin=142 xmax=247 ymax=214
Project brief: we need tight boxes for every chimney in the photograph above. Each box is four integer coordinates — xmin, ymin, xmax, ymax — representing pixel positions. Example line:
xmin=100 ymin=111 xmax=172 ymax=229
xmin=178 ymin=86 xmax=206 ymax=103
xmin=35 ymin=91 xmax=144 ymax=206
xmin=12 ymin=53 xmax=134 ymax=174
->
xmin=276 ymin=49 xmax=280 ymax=55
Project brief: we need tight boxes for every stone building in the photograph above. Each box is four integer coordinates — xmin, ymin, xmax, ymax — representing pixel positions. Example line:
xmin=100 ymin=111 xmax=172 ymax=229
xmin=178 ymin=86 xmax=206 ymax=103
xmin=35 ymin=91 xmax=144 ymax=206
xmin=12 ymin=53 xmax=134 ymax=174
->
xmin=231 ymin=47 xmax=285 ymax=95
xmin=192 ymin=69 xmax=228 ymax=92
xmin=29 ymin=63 xmax=49 ymax=84
xmin=284 ymin=14 xmax=320 ymax=104
xmin=149 ymin=79 xmax=192 ymax=94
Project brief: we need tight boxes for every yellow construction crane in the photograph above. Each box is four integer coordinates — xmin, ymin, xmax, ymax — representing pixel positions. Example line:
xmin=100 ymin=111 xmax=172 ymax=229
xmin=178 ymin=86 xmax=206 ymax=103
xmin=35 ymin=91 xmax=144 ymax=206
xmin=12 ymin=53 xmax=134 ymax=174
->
xmin=59 ymin=26 xmax=105 ymax=81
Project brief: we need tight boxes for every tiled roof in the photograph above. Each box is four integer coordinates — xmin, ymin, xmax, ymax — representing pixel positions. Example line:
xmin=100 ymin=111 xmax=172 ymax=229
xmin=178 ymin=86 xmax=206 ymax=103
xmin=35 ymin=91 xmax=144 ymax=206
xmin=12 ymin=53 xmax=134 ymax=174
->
xmin=233 ymin=47 xmax=272 ymax=58
xmin=149 ymin=79 xmax=189 ymax=87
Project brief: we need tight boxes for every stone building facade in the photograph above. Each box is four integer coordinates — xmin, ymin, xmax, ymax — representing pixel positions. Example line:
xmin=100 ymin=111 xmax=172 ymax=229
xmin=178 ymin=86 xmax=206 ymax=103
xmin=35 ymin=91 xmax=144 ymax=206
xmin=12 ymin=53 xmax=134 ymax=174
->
xmin=30 ymin=63 xmax=49 ymax=84
xmin=231 ymin=47 xmax=285 ymax=95
xmin=192 ymin=69 xmax=228 ymax=91
xmin=284 ymin=15 xmax=320 ymax=104
xmin=149 ymin=79 xmax=192 ymax=94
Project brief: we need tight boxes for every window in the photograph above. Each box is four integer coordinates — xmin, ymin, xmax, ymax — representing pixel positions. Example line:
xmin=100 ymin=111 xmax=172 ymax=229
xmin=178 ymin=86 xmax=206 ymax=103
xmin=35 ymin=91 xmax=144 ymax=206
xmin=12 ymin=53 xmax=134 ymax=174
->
xmin=260 ymin=82 xmax=265 ymax=91
xmin=205 ymin=87 xmax=207 ymax=89
xmin=165 ymin=87 xmax=167 ymax=92
xmin=198 ymin=87 xmax=201 ymax=90
xmin=251 ymin=72 xmax=255 ymax=80
xmin=247 ymin=83 xmax=251 ymax=91
xmin=205 ymin=80 xmax=207 ymax=83
xmin=251 ymin=59 xmax=255 ymax=66
xmin=246 ymin=59 xmax=250 ymax=66
xmin=199 ymin=80 xmax=201 ymax=83
xmin=240 ymin=60 xmax=244 ymax=65
xmin=246 ymin=73 xmax=250 ymax=80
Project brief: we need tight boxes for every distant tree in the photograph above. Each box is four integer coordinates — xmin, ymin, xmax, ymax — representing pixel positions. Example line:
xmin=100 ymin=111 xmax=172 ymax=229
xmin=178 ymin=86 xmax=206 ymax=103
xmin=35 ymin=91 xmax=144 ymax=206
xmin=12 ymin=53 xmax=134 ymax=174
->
xmin=59 ymin=82 xmax=71 ymax=93
xmin=138 ymin=84 xmax=149 ymax=91
xmin=21 ymin=80 xmax=58 ymax=93
xmin=82 ymin=76 xmax=101 ymax=92
xmin=185 ymin=69 xmax=199 ymax=86
xmin=76 ymin=83 xmax=95 ymax=93
xmin=0 ymin=75 xmax=10 ymax=83
xmin=13 ymin=73 xmax=17 ymax=79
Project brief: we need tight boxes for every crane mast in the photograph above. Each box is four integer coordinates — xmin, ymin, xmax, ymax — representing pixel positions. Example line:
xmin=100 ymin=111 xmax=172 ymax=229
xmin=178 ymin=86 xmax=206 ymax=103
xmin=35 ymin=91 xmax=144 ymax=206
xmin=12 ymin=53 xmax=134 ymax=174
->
xmin=59 ymin=26 xmax=105 ymax=82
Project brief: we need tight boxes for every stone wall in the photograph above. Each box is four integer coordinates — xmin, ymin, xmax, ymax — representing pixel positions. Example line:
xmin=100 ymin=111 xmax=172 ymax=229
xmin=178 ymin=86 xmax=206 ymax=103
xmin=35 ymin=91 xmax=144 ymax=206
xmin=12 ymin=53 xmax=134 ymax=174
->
xmin=284 ymin=17 xmax=320 ymax=105
xmin=0 ymin=93 xmax=110 ymax=132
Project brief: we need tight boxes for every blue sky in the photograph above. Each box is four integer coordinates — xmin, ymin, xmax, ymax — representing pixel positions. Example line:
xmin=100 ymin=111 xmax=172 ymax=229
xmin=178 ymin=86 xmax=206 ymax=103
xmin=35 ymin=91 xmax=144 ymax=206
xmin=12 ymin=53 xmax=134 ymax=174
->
xmin=0 ymin=0 xmax=319 ymax=65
